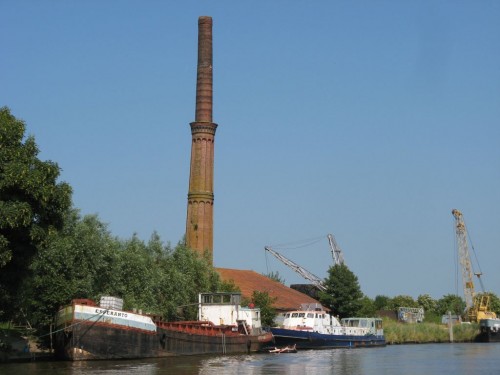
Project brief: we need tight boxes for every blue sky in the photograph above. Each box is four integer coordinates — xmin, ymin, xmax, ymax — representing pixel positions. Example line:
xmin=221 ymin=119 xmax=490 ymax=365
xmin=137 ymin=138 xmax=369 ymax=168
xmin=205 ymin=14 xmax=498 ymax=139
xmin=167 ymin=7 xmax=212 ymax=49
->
xmin=2 ymin=1 xmax=499 ymax=300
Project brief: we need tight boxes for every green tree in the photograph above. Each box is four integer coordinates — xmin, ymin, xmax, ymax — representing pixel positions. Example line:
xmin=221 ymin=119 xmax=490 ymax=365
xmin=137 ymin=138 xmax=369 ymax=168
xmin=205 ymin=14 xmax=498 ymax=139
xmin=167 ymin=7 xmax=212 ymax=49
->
xmin=21 ymin=210 xmax=120 ymax=326
xmin=474 ymin=292 xmax=500 ymax=317
xmin=318 ymin=264 xmax=363 ymax=319
xmin=264 ymin=271 xmax=285 ymax=284
xmin=115 ymin=234 xmax=158 ymax=312
xmin=218 ymin=279 xmax=241 ymax=293
xmin=244 ymin=290 xmax=277 ymax=327
xmin=373 ymin=295 xmax=391 ymax=311
xmin=141 ymin=243 xmax=224 ymax=321
xmin=435 ymin=294 xmax=465 ymax=316
xmin=357 ymin=295 xmax=377 ymax=317
xmin=387 ymin=295 xmax=418 ymax=311
xmin=417 ymin=294 xmax=437 ymax=313
xmin=417 ymin=294 xmax=439 ymax=323
xmin=487 ymin=293 xmax=500 ymax=316
xmin=0 ymin=107 xmax=72 ymax=319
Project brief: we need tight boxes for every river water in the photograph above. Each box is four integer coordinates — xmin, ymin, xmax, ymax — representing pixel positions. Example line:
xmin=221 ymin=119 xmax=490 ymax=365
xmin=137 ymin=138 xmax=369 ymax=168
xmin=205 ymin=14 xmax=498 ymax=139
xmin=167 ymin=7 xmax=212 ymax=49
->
xmin=1 ymin=343 xmax=499 ymax=375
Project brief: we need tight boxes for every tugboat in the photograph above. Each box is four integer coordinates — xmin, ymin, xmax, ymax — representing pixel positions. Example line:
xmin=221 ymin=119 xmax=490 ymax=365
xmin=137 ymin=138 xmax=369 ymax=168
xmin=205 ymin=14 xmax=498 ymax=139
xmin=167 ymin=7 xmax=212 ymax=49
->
xmin=54 ymin=292 xmax=273 ymax=360
xmin=270 ymin=303 xmax=385 ymax=349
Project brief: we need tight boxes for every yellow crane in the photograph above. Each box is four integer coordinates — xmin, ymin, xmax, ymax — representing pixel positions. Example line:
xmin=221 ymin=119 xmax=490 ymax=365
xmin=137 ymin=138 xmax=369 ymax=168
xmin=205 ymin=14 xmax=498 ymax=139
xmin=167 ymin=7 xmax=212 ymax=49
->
xmin=452 ymin=209 xmax=496 ymax=322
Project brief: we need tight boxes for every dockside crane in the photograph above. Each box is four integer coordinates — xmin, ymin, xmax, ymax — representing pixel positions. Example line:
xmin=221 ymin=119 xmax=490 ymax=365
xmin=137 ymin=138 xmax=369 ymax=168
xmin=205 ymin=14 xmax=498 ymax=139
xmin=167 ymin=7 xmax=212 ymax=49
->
xmin=452 ymin=209 xmax=496 ymax=322
xmin=264 ymin=234 xmax=346 ymax=292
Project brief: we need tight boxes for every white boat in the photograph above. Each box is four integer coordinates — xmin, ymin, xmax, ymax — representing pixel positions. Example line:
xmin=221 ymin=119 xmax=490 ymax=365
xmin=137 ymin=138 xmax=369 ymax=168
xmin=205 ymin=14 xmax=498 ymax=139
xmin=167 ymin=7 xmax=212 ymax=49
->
xmin=270 ymin=303 xmax=386 ymax=349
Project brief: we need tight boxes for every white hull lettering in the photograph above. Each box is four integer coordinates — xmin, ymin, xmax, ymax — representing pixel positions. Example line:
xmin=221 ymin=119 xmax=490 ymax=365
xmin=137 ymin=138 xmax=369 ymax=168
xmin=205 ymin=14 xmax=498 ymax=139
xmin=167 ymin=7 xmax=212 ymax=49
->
xmin=95 ymin=308 xmax=128 ymax=319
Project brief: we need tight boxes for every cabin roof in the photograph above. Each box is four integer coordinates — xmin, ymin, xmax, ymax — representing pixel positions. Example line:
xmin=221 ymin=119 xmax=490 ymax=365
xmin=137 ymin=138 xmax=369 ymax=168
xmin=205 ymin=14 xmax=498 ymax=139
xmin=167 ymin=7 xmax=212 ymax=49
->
xmin=216 ymin=268 xmax=321 ymax=312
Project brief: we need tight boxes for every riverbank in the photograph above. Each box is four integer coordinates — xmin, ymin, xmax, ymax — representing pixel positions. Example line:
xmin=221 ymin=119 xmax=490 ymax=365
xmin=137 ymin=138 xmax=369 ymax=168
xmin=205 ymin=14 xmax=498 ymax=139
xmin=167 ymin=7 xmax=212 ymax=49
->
xmin=383 ymin=319 xmax=479 ymax=344
xmin=0 ymin=329 xmax=52 ymax=363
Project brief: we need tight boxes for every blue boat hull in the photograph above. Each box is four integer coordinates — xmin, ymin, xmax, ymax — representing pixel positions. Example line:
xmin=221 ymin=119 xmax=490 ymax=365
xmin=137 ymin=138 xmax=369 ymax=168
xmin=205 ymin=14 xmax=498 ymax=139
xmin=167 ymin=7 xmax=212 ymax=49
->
xmin=270 ymin=328 xmax=386 ymax=349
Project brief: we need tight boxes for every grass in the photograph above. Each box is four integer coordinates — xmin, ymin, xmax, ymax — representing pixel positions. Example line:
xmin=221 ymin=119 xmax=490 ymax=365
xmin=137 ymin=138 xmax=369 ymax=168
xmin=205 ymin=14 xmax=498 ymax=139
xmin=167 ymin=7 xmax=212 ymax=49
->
xmin=383 ymin=319 xmax=478 ymax=344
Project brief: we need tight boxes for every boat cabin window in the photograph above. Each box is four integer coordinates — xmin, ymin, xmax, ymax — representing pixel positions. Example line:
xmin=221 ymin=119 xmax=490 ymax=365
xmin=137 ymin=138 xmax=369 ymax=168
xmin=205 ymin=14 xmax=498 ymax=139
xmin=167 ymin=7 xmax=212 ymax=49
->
xmin=298 ymin=313 xmax=305 ymax=318
xmin=345 ymin=319 xmax=359 ymax=327
xmin=307 ymin=313 xmax=314 ymax=318
xmin=292 ymin=313 xmax=299 ymax=318
xmin=202 ymin=295 xmax=211 ymax=304
xmin=285 ymin=313 xmax=290 ymax=318
xmin=200 ymin=293 xmax=241 ymax=305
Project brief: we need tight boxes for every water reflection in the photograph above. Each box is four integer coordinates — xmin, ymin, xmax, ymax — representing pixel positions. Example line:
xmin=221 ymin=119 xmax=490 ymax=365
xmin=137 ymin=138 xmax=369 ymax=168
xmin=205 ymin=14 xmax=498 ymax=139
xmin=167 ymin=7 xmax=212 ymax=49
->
xmin=1 ymin=344 xmax=500 ymax=375
xmin=69 ymin=357 xmax=201 ymax=375
xmin=197 ymin=349 xmax=365 ymax=375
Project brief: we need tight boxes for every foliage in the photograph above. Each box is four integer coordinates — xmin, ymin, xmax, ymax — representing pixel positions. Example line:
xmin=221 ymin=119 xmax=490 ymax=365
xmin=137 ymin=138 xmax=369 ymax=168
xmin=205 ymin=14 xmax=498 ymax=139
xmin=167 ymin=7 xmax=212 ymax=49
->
xmin=387 ymin=295 xmax=418 ymax=311
xmin=20 ymin=210 xmax=120 ymax=326
xmin=417 ymin=294 xmax=437 ymax=313
xmin=218 ymin=279 xmax=241 ymax=293
xmin=264 ymin=271 xmax=285 ymax=284
xmin=148 ymin=244 xmax=222 ymax=320
xmin=373 ymin=295 xmax=391 ymax=311
xmin=318 ymin=264 xmax=363 ymax=319
xmin=114 ymin=234 xmax=160 ymax=313
xmin=243 ymin=290 xmax=277 ymax=327
xmin=0 ymin=107 xmax=72 ymax=319
xmin=357 ymin=295 xmax=377 ymax=317
xmin=477 ymin=292 xmax=500 ymax=316
xmin=435 ymin=294 xmax=466 ymax=316
xmin=415 ymin=294 xmax=438 ymax=322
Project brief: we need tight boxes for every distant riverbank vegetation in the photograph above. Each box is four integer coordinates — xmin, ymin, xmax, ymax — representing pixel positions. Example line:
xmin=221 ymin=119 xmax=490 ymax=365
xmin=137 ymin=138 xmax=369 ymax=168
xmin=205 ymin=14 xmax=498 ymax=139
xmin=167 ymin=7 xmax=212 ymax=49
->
xmin=384 ymin=319 xmax=479 ymax=344
xmin=355 ymin=292 xmax=500 ymax=324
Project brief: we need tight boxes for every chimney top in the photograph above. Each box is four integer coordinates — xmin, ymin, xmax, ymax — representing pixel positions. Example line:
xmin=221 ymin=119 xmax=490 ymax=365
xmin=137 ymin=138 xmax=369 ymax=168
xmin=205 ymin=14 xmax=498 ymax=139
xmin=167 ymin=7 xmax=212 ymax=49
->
xmin=199 ymin=16 xmax=212 ymax=24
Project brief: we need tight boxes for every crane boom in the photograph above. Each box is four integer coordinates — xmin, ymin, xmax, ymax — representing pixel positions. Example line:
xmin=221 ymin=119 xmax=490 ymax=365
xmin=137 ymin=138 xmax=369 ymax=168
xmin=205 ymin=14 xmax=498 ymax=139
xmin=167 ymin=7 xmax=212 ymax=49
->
xmin=452 ymin=209 xmax=475 ymax=311
xmin=327 ymin=233 xmax=345 ymax=266
xmin=264 ymin=246 xmax=326 ymax=291
xmin=452 ymin=209 xmax=496 ymax=322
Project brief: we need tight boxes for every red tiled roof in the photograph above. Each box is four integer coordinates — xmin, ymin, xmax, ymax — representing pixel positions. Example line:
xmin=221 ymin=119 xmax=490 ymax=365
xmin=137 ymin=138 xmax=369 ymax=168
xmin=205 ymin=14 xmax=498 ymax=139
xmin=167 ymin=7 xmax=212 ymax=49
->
xmin=216 ymin=268 xmax=320 ymax=311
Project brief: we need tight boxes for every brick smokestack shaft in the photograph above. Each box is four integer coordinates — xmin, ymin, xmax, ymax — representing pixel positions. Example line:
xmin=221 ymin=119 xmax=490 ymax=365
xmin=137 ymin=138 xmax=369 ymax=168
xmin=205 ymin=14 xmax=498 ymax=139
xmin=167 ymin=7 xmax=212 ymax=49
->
xmin=186 ymin=16 xmax=218 ymax=264
xmin=195 ymin=16 xmax=213 ymax=123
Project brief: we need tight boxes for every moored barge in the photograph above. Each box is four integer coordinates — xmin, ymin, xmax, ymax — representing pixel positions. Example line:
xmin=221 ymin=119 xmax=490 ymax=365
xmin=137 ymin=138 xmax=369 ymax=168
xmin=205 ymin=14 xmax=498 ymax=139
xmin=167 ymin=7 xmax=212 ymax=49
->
xmin=54 ymin=292 xmax=273 ymax=360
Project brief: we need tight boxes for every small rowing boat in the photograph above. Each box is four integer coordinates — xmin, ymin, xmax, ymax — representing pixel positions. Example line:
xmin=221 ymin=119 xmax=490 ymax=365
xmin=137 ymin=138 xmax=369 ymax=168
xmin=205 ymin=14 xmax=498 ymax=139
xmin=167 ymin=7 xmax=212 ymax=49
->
xmin=268 ymin=344 xmax=297 ymax=353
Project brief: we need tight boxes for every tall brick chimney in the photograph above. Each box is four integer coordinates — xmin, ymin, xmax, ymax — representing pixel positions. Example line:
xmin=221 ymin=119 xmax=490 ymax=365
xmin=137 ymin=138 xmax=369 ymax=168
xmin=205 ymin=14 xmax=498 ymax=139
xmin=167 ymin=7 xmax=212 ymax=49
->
xmin=185 ymin=16 xmax=217 ymax=264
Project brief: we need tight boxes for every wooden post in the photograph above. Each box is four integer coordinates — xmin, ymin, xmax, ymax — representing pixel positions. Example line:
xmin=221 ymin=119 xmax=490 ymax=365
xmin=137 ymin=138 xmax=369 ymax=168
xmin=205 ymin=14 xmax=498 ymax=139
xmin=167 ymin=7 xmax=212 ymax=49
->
xmin=448 ymin=311 xmax=454 ymax=343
